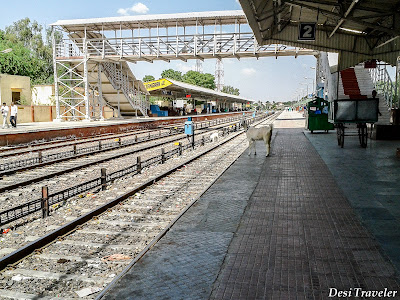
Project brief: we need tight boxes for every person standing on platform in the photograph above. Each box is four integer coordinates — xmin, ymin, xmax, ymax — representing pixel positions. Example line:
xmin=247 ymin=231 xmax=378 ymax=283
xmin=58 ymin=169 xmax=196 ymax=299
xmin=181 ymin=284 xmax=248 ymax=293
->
xmin=10 ymin=102 xmax=18 ymax=128
xmin=372 ymin=90 xmax=382 ymax=116
xmin=1 ymin=102 xmax=10 ymax=129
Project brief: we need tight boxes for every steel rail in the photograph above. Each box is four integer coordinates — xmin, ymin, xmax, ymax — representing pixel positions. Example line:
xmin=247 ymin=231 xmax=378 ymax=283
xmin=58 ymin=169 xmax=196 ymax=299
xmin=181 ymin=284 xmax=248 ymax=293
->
xmin=0 ymin=127 xmax=152 ymax=153
xmin=96 ymin=112 xmax=281 ymax=300
xmin=0 ymin=113 xmax=279 ymax=229
xmin=0 ymin=117 xmax=248 ymax=194
xmin=0 ymin=116 xmax=240 ymax=176
xmin=0 ymin=117 xmax=263 ymax=271
xmin=0 ymin=128 xmax=155 ymax=159
xmin=0 ymin=112 xmax=251 ymax=154
xmin=0 ymin=118 xmax=220 ymax=159
xmin=0 ymin=117 xmax=262 ymax=227
xmin=0 ymin=130 xmax=174 ymax=176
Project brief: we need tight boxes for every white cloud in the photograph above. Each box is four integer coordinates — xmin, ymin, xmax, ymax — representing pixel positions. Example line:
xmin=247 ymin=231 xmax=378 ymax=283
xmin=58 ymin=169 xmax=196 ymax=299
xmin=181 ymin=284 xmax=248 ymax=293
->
xmin=177 ymin=63 xmax=194 ymax=73
xmin=117 ymin=8 xmax=129 ymax=16
xmin=130 ymin=2 xmax=149 ymax=14
xmin=241 ymin=67 xmax=256 ymax=76
xmin=117 ymin=2 xmax=149 ymax=16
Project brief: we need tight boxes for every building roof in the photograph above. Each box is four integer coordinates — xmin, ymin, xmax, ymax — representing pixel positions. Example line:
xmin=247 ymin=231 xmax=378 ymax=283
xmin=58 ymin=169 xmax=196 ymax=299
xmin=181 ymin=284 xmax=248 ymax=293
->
xmin=51 ymin=10 xmax=247 ymax=32
xmin=152 ymin=78 xmax=253 ymax=104
xmin=239 ymin=0 xmax=400 ymax=69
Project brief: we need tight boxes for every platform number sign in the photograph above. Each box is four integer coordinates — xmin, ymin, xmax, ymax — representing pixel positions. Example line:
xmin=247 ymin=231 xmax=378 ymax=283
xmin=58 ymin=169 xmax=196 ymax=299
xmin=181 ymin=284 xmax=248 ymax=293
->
xmin=298 ymin=23 xmax=316 ymax=41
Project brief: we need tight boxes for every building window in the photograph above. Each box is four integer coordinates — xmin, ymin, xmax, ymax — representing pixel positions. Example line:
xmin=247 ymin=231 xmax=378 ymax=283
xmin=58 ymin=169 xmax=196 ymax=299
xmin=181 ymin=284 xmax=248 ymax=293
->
xmin=12 ymin=91 xmax=21 ymax=104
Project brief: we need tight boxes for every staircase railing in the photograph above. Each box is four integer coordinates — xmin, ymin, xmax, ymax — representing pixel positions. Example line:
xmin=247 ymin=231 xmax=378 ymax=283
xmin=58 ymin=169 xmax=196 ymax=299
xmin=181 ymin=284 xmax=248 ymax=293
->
xmin=367 ymin=64 xmax=398 ymax=109
xmin=102 ymin=62 xmax=149 ymax=116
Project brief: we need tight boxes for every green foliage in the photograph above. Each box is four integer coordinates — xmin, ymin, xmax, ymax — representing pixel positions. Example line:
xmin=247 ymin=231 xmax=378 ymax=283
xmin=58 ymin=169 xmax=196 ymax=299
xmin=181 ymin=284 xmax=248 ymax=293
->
xmin=182 ymin=71 xmax=216 ymax=90
xmin=161 ymin=69 xmax=183 ymax=81
xmin=222 ymin=85 xmax=240 ymax=95
xmin=160 ymin=68 xmax=221 ymax=90
xmin=6 ymin=18 xmax=43 ymax=52
xmin=143 ymin=75 xmax=155 ymax=82
xmin=0 ymin=39 xmax=47 ymax=82
xmin=283 ymin=101 xmax=296 ymax=106
xmin=0 ymin=18 xmax=62 ymax=85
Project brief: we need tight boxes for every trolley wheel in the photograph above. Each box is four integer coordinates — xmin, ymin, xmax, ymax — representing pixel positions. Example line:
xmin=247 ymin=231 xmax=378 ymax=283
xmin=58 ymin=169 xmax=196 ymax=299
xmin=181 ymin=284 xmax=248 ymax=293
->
xmin=336 ymin=124 xmax=344 ymax=148
xmin=358 ymin=123 xmax=368 ymax=148
xmin=311 ymin=130 xmax=314 ymax=134
xmin=336 ymin=126 xmax=340 ymax=145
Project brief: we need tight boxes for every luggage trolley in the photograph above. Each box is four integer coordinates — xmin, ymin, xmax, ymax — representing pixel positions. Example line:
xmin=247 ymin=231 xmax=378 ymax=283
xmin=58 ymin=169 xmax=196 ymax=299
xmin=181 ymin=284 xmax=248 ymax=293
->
xmin=329 ymin=98 xmax=379 ymax=148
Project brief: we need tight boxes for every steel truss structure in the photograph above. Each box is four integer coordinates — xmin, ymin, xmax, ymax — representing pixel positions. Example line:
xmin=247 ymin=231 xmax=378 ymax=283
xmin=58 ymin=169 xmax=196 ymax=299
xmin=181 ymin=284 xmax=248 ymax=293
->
xmin=52 ymin=39 xmax=148 ymax=120
xmin=52 ymin=10 xmax=317 ymax=120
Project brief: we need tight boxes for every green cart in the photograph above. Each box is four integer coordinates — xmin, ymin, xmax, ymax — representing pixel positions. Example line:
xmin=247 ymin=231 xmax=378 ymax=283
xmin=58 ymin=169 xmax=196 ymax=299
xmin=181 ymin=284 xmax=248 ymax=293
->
xmin=306 ymin=98 xmax=334 ymax=133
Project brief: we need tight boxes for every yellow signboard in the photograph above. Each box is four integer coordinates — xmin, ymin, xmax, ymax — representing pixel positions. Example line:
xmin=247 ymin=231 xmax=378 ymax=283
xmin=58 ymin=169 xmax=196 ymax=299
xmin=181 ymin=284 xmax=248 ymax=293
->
xmin=144 ymin=79 xmax=173 ymax=91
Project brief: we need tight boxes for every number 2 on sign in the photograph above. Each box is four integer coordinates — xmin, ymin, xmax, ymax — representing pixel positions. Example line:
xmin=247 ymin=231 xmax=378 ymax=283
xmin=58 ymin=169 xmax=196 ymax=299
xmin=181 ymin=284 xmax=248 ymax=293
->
xmin=303 ymin=25 xmax=313 ymax=38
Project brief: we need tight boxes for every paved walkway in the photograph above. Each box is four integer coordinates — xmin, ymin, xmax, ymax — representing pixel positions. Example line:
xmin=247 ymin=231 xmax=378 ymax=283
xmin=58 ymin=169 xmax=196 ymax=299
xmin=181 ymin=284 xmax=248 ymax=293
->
xmin=0 ymin=118 xmax=150 ymax=135
xmin=306 ymin=128 xmax=400 ymax=274
xmin=100 ymin=112 xmax=400 ymax=300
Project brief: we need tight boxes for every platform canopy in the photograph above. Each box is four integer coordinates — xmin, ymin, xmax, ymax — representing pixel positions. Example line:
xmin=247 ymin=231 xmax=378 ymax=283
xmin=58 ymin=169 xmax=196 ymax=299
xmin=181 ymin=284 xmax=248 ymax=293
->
xmin=147 ymin=78 xmax=253 ymax=104
xmin=239 ymin=0 xmax=400 ymax=70
xmin=51 ymin=10 xmax=247 ymax=32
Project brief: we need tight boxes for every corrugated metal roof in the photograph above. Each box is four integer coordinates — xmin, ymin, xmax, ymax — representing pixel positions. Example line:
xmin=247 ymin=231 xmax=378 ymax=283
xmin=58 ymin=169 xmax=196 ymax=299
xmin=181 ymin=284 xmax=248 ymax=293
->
xmin=162 ymin=78 xmax=252 ymax=103
xmin=51 ymin=10 xmax=247 ymax=32
xmin=239 ymin=0 xmax=400 ymax=69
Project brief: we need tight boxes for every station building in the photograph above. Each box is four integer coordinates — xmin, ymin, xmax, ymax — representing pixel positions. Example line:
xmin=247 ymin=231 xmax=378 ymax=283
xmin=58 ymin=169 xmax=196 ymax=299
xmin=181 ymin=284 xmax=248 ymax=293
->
xmin=144 ymin=78 xmax=252 ymax=116
xmin=0 ymin=74 xmax=31 ymax=106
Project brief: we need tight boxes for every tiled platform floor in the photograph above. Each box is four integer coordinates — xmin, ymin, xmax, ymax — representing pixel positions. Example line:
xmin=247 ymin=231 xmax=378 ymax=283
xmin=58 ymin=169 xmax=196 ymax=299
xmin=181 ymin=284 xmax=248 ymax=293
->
xmin=100 ymin=113 xmax=400 ymax=300
xmin=210 ymin=129 xmax=399 ymax=299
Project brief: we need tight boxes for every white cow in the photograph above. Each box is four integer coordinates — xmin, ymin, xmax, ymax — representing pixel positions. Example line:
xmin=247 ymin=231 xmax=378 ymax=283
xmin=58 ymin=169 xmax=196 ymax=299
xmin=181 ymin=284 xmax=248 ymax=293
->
xmin=243 ymin=122 xmax=273 ymax=157
xmin=210 ymin=132 xmax=219 ymax=142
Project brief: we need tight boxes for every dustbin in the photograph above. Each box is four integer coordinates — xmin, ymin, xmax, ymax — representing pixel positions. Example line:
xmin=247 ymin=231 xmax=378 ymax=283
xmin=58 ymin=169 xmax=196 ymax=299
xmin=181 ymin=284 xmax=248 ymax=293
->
xmin=184 ymin=117 xmax=194 ymax=135
xmin=307 ymin=98 xmax=334 ymax=133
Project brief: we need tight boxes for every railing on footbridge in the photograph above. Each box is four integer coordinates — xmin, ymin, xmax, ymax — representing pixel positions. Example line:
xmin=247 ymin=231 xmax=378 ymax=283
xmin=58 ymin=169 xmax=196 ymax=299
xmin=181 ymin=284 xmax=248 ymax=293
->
xmin=55 ymin=33 xmax=317 ymax=62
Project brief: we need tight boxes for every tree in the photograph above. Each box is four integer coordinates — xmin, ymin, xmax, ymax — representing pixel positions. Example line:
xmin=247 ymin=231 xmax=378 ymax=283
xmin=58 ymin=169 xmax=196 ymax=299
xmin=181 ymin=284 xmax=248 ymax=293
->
xmin=160 ymin=69 xmax=216 ymax=89
xmin=143 ymin=75 xmax=155 ymax=82
xmin=222 ymin=85 xmax=240 ymax=95
xmin=0 ymin=38 xmax=46 ymax=81
xmin=1 ymin=18 xmax=62 ymax=84
xmin=5 ymin=18 xmax=43 ymax=50
xmin=161 ymin=69 xmax=183 ymax=81
xmin=182 ymin=71 xmax=216 ymax=90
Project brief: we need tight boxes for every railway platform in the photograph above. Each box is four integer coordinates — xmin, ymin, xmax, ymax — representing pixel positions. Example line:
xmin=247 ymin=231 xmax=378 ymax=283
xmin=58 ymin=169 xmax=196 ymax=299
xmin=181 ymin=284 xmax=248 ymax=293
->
xmin=0 ymin=111 xmax=248 ymax=146
xmin=98 ymin=110 xmax=400 ymax=299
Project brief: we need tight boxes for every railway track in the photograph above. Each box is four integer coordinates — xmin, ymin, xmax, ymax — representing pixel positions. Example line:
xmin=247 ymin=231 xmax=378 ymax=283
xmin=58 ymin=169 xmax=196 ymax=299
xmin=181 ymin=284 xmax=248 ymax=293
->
xmin=0 ymin=114 xmax=278 ymax=299
xmin=0 ymin=116 xmax=241 ymax=174
xmin=0 ymin=114 xmax=276 ymax=229
xmin=0 ymin=116 xmax=248 ymax=196
xmin=0 ymin=117 xmax=188 ymax=154
xmin=0 ymin=117 xmax=225 ymax=160
xmin=0 ymin=113 xmax=250 ymax=155
xmin=0 ymin=128 xmax=155 ymax=159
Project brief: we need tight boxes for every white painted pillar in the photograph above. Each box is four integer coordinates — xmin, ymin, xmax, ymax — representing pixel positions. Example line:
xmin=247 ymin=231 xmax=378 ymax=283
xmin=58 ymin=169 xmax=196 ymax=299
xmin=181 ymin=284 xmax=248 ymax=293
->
xmin=52 ymin=28 xmax=61 ymax=121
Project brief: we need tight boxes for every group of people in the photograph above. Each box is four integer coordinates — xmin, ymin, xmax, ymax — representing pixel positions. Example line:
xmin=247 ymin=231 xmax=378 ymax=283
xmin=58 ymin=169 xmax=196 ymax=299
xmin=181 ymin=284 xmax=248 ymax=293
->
xmin=1 ymin=102 xmax=18 ymax=129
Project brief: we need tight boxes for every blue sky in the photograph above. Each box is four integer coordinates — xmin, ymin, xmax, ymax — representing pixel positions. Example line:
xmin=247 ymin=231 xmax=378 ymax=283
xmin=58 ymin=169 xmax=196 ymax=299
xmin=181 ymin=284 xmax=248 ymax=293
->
xmin=0 ymin=0 xmax=317 ymax=102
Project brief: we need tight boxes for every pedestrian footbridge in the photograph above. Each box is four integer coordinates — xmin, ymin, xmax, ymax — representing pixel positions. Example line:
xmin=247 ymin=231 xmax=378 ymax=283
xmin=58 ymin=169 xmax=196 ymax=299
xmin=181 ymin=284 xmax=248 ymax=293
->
xmin=51 ymin=10 xmax=317 ymax=120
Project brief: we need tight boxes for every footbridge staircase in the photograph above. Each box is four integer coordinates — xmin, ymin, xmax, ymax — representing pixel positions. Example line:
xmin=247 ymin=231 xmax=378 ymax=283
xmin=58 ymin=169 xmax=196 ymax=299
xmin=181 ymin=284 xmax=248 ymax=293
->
xmin=338 ymin=64 xmax=395 ymax=125
xmin=53 ymin=31 xmax=149 ymax=120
